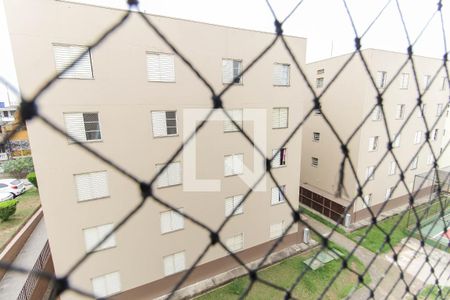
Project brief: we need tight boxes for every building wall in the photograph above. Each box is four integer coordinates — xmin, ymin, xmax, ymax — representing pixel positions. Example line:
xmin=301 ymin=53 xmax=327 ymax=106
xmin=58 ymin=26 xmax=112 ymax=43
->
xmin=4 ymin=0 xmax=307 ymax=297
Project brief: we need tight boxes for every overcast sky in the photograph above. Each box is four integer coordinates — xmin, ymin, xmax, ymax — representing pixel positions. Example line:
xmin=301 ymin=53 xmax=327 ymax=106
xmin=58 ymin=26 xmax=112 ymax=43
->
xmin=1 ymin=0 xmax=449 ymax=103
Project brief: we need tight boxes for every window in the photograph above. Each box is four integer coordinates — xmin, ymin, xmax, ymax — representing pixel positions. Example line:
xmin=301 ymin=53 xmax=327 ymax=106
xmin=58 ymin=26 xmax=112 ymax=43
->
xmin=75 ymin=171 xmax=109 ymax=201
xmin=146 ymin=52 xmax=175 ymax=82
xmin=366 ymin=166 xmax=375 ymax=181
xmin=224 ymin=154 xmax=244 ymax=176
xmin=151 ymin=111 xmax=177 ymax=137
xmin=372 ymin=106 xmax=382 ymax=121
xmin=272 ymin=148 xmax=287 ymax=168
xmin=163 ymin=251 xmax=186 ymax=276
xmin=269 ymin=221 xmax=284 ymax=239
xmin=225 ymin=195 xmax=244 ymax=216
xmin=313 ymin=132 xmax=320 ymax=142
xmin=377 ymin=71 xmax=387 ymax=88
xmin=156 ymin=162 xmax=182 ymax=188
xmin=273 ymin=63 xmax=290 ymax=86
xmin=431 ymin=129 xmax=439 ymax=141
xmin=314 ymin=109 xmax=322 ymax=115
xmin=224 ymin=109 xmax=243 ymax=132
xmin=91 ymin=272 xmax=121 ymax=298
xmin=388 ymin=161 xmax=397 ymax=175
xmin=427 ymin=155 xmax=434 ymax=165
xmin=392 ymin=134 xmax=400 ymax=148
xmin=271 ymin=185 xmax=286 ymax=205
xmin=396 ymin=104 xmax=405 ymax=120
xmin=368 ymin=136 xmax=379 ymax=151
xmin=411 ymin=156 xmax=418 ymax=170
xmin=418 ymin=104 xmax=426 ymax=118
xmin=414 ymin=131 xmax=422 ymax=144
xmin=385 ymin=187 xmax=393 ymax=200
xmin=400 ymin=73 xmax=409 ymax=89
xmin=423 ymin=75 xmax=431 ymax=89
xmin=226 ymin=233 xmax=244 ymax=252
xmin=222 ymin=59 xmax=242 ymax=84
xmin=83 ymin=223 xmax=116 ymax=252
xmin=442 ymin=77 xmax=448 ymax=91
xmin=437 ymin=103 xmax=443 ymax=116
xmin=53 ymin=44 xmax=93 ymax=79
xmin=311 ymin=157 xmax=319 ymax=167
xmin=64 ymin=112 xmax=101 ymax=142
xmin=272 ymin=108 xmax=288 ymax=128
xmin=160 ymin=209 xmax=184 ymax=234
xmin=317 ymin=69 xmax=324 ymax=75
xmin=363 ymin=194 xmax=372 ymax=207
xmin=316 ymin=77 xmax=324 ymax=88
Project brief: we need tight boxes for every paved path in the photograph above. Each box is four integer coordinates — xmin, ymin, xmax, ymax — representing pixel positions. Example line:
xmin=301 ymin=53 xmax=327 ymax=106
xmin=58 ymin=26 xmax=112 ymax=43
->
xmin=0 ymin=218 xmax=48 ymax=299
xmin=305 ymin=218 xmax=426 ymax=300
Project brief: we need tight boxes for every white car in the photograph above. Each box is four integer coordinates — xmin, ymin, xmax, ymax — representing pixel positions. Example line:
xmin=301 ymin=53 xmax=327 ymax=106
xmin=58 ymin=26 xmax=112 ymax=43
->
xmin=0 ymin=192 xmax=14 ymax=202
xmin=0 ymin=179 xmax=26 ymax=198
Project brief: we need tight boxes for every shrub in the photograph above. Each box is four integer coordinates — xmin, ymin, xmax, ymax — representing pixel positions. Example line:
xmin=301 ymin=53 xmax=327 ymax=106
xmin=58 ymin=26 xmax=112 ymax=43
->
xmin=0 ymin=199 xmax=18 ymax=222
xmin=27 ymin=172 xmax=38 ymax=188
xmin=3 ymin=157 xmax=34 ymax=178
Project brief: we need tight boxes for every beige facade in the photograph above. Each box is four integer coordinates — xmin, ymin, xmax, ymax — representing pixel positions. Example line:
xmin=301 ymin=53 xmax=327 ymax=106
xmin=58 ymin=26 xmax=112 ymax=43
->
xmin=4 ymin=0 xmax=308 ymax=298
xmin=301 ymin=49 xmax=448 ymax=223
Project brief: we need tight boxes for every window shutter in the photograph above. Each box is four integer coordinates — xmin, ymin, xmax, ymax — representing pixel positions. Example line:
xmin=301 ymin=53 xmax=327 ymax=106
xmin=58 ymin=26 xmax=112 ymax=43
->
xmin=270 ymin=222 xmax=283 ymax=238
xmin=91 ymin=171 xmax=109 ymax=199
xmin=83 ymin=228 xmax=98 ymax=252
xmin=160 ymin=211 xmax=171 ymax=233
xmin=234 ymin=195 xmax=244 ymax=214
xmin=272 ymin=149 xmax=281 ymax=168
xmin=156 ymin=164 xmax=169 ymax=188
xmin=163 ymin=256 xmax=175 ymax=276
xmin=174 ymin=252 xmax=185 ymax=272
xmin=279 ymin=108 xmax=288 ymax=127
xmin=225 ymin=197 xmax=234 ymax=216
xmin=233 ymin=154 xmax=243 ymax=174
xmin=273 ymin=64 xmax=283 ymax=85
xmin=271 ymin=187 xmax=278 ymax=204
xmin=159 ymin=54 xmax=175 ymax=82
xmin=54 ymin=45 xmax=93 ymax=79
xmin=92 ymin=276 xmax=108 ymax=298
xmin=97 ymin=224 xmax=115 ymax=250
xmin=272 ymin=109 xmax=280 ymax=128
xmin=222 ymin=59 xmax=233 ymax=83
xmin=168 ymin=162 xmax=181 ymax=185
xmin=368 ymin=138 xmax=375 ymax=151
xmin=152 ymin=111 xmax=167 ymax=137
xmin=224 ymin=156 xmax=233 ymax=176
xmin=75 ymin=174 xmax=93 ymax=201
xmin=105 ymin=272 xmax=121 ymax=295
xmin=147 ymin=53 xmax=160 ymax=81
xmin=172 ymin=210 xmax=184 ymax=230
xmin=64 ymin=113 xmax=86 ymax=142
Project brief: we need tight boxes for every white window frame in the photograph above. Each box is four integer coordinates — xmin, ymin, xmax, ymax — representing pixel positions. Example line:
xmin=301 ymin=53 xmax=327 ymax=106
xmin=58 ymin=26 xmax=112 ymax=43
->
xmin=313 ymin=132 xmax=320 ymax=142
xmin=83 ymin=223 xmax=116 ymax=252
xmin=272 ymin=148 xmax=287 ymax=168
xmin=392 ymin=134 xmax=400 ymax=148
xmin=64 ymin=112 xmax=102 ymax=143
xmin=273 ymin=63 xmax=290 ymax=86
xmin=151 ymin=111 xmax=178 ymax=137
xmin=311 ymin=157 xmax=319 ymax=167
xmin=222 ymin=58 xmax=242 ymax=84
xmin=271 ymin=185 xmax=286 ymax=205
xmin=53 ymin=44 xmax=93 ymax=79
xmin=224 ymin=109 xmax=243 ymax=132
xmin=156 ymin=162 xmax=182 ymax=188
xmin=423 ymin=75 xmax=431 ymax=89
xmin=396 ymin=104 xmax=405 ymax=120
xmin=411 ymin=156 xmax=418 ymax=170
xmin=377 ymin=71 xmax=387 ymax=88
xmin=431 ymin=129 xmax=439 ymax=141
xmin=224 ymin=154 xmax=244 ymax=176
xmin=269 ymin=221 xmax=285 ymax=239
xmin=163 ymin=251 xmax=186 ymax=276
xmin=418 ymin=103 xmax=426 ymax=118
xmin=437 ymin=103 xmax=443 ymax=116
xmin=91 ymin=272 xmax=121 ymax=298
xmin=442 ymin=76 xmax=448 ymax=91
xmin=366 ymin=166 xmax=375 ymax=181
xmin=372 ymin=106 xmax=382 ymax=121
xmin=226 ymin=233 xmax=244 ymax=252
xmin=74 ymin=171 xmax=109 ymax=202
xmin=316 ymin=77 xmax=324 ymax=88
xmin=388 ymin=161 xmax=397 ymax=176
xmin=368 ymin=136 xmax=379 ymax=152
xmin=146 ymin=52 xmax=176 ymax=82
xmin=225 ymin=195 xmax=244 ymax=217
xmin=400 ymin=73 xmax=409 ymax=89
xmin=414 ymin=131 xmax=422 ymax=144
xmin=363 ymin=194 xmax=372 ymax=207
xmin=385 ymin=187 xmax=393 ymax=200
xmin=160 ymin=209 xmax=184 ymax=234
xmin=427 ymin=155 xmax=434 ymax=165
xmin=272 ymin=107 xmax=289 ymax=129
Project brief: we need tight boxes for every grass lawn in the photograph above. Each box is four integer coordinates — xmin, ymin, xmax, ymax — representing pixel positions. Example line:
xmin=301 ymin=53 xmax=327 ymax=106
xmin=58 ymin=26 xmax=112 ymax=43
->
xmin=417 ymin=285 xmax=450 ymax=300
xmin=300 ymin=206 xmax=347 ymax=235
xmin=0 ymin=188 xmax=40 ymax=251
xmin=196 ymin=245 xmax=370 ymax=300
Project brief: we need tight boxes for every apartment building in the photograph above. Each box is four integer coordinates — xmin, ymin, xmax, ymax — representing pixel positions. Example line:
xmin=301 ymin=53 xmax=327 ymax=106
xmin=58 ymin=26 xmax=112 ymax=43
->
xmin=3 ymin=0 xmax=308 ymax=298
xmin=300 ymin=49 xmax=449 ymax=224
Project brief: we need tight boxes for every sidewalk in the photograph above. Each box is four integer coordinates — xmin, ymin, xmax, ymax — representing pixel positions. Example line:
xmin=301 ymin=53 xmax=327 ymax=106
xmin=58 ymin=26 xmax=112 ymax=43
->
xmin=0 ymin=218 xmax=48 ymax=299
xmin=305 ymin=218 xmax=425 ymax=300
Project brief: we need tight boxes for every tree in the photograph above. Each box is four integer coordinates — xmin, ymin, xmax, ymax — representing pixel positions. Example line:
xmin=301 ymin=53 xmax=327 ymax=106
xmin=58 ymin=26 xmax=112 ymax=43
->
xmin=3 ymin=157 xmax=34 ymax=178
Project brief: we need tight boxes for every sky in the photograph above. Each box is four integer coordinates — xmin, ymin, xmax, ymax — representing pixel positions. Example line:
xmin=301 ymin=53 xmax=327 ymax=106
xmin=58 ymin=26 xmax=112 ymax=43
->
xmin=1 ymin=0 xmax=449 ymax=103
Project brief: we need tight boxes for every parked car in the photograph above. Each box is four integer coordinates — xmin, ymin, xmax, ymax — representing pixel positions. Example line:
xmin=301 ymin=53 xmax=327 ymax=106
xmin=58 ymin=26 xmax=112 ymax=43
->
xmin=0 ymin=179 xmax=26 ymax=198
xmin=0 ymin=192 xmax=14 ymax=202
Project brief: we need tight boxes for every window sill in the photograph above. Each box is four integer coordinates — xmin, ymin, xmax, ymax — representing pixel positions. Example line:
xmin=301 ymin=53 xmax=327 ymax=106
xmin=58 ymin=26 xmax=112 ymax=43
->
xmin=272 ymin=126 xmax=288 ymax=130
xmin=57 ymin=77 xmax=94 ymax=80
xmin=273 ymin=84 xmax=290 ymax=87
xmin=157 ymin=183 xmax=183 ymax=189
xmin=78 ymin=196 xmax=110 ymax=203
xmin=272 ymin=165 xmax=287 ymax=169
xmin=271 ymin=201 xmax=285 ymax=207
xmin=147 ymin=80 xmax=176 ymax=83
xmin=224 ymin=173 xmax=243 ymax=178
xmin=153 ymin=134 xmax=179 ymax=139
xmin=68 ymin=139 xmax=103 ymax=145
xmin=86 ymin=245 xmax=116 ymax=254
xmin=225 ymin=212 xmax=244 ymax=218
xmin=161 ymin=228 xmax=185 ymax=235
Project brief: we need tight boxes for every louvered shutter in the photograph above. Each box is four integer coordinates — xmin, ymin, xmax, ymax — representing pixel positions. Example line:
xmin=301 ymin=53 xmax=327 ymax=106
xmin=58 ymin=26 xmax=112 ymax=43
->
xmin=92 ymin=276 xmax=108 ymax=297
xmin=156 ymin=164 xmax=169 ymax=187
xmin=233 ymin=154 xmax=243 ymax=174
xmin=75 ymin=174 xmax=92 ymax=201
xmin=54 ymin=45 xmax=92 ymax=79
xmin=174 ymin=252 xmax=185 ymax=272
xmin=224 ymin=156 xmax=233 ymax=176
xmin=147 ymin=53 xmax=160 ymax=81
xmin=271 ymin=187 xmax=278 ymax=205
xmin=225 ymin=197 xmax=234 ymax=216
xmin=160 ymin=211 xmax=171 ymax=233
xmin=272 ymin=149 xmax=281 ymax=168
xmin=172 ymin=210 xmax=184 ymax=230
xmin=234 ymin=195 xmax=244 ymax=214
xmin=91 ymin=171 xmax=109 ymax=199
xmin=272 ymin=109 xmax=280 ymax=128
xmin=168 ymin=162 xmax=181 ymax=185
xmin=83 ymin=227 xmax=98 ymax=252
xmin=273 ymin=64 xmax=283 ymax=85
xmin=64 ymin=113 xmax=86 ymax=142
xmin=279 ymin=108 xmax=288 ymax=127
xmin=152 ymin=111 xmax=167 ymax=137
xmin=389 ymin=161 xmax=396 ymax=175
xmin=159 ymin=54 xmax=175 ymax=82
xmin=163 ymin=256 xmax=175 ymax=276
xmin=105 ymin=272 xmax=121 ymax=295
xmin=97 ymin=224 xmax=115 ymax=249
xmin=222 ymin=59 xmax=233 ymax=83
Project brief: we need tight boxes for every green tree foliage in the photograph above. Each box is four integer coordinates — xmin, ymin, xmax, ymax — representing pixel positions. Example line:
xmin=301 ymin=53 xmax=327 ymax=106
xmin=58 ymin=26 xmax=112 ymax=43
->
xmin=3 ymin=157 xmax=34 ymax=179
